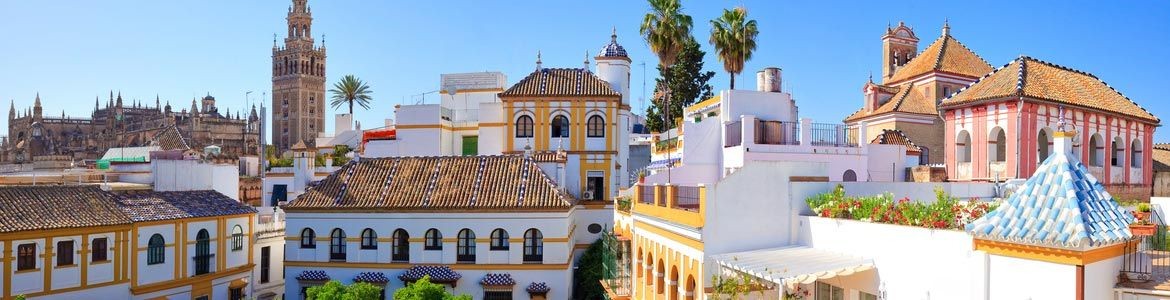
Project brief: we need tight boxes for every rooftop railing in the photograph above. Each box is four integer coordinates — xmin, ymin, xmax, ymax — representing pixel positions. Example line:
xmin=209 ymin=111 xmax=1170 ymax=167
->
xmin=808 ymin=122 xmax=858 ymax=147
xmin=632 ymin=184 xmax=707 ymax=228
xmin=755 ymin=120 xmax=800 ymax=145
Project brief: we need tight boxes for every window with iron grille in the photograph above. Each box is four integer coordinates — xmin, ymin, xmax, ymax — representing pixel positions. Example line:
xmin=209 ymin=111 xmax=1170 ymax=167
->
xmin=261 ymin=246 xmax=271 ymax=284
xmin=148 ymin=234 xmax=165 ymax=265
xmin=17 ymin=243 xmax=36 ymax=271
xmin=194 ymin=229 xmax=212 ymax=275
xmin=231 ymin=225 xmax=244 ymax=251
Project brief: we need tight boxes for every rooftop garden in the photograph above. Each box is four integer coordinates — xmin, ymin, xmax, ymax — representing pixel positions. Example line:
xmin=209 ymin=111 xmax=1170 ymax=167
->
xmin=806 ymin=185 xmax=998 ymax=230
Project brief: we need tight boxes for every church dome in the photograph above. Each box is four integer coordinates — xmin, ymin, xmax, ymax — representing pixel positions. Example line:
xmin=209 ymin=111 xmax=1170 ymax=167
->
xmin=203 ymin=94 xmax=215 ymax=101
xmin=597 ymin=28 xmax=628 ymax=59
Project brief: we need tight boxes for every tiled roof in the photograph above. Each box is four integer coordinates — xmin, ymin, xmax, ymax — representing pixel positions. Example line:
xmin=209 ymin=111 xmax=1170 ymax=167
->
xmin=966 ymin=138 xmax=1133 ymax=249
xmin=500 ymin=68 xmax=620 ymax=97
xmin=480 ymin=273 xmax=516 ymax=286
xmin=885 ymin=33 xmax=992 ymax=84
xmin=152 ymin=126 xmax=190 ymax=151
xmin=354 ymin=272 xmax=390 ymax=284
xmin=940 ymin=56 xmax=1159 ymax=123
xmin=869 ymin=129 xmax=921 ymax=152
xmin=526 ymin=282 xmax=551 ymax=294
xmin=284 ymin=155 xmax=574 ymax=212
xmin=844 ymin=83 xmax=938 ymax=122
xmin=399 ymin=265 xmax=461 ymax=283
xmin=530 ymin=151 xmax=567 ymax=163
xmin=0 ymin=186 xmax=132 ymax=234
xmin=1153 ymin=144 xmax=1170 ymax=172
xmin=114 ymin=190 xmax=256 ymax=222
xmin=296 ymin=270 xmax=330 ymax=281
xmin=597 ymin=30 xmax=629 ymax=59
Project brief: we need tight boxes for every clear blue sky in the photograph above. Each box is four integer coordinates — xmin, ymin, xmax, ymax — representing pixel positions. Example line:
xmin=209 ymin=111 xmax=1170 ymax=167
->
xmin=2 ymin=1 xmax=1168 ymax=141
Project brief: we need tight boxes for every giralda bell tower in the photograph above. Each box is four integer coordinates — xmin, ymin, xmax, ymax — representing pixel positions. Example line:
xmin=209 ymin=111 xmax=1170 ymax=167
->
xmin=272 ymin=0 xmax=326 ymax=152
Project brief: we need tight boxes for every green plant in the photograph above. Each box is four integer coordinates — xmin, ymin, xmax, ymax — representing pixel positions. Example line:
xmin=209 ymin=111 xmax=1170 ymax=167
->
xmin=574 ymin=235 xmax=619 ymax=300
xmin=392 ymin=276 xmax=472 ymax=300
xmin=329 ymin=75 xmax=374 ymax=115
xmin=710 ymin=270 xmax=769 ymax=300
xmin=1138 ymin=203 xmax=1152 ymax=213
xmin=708 ymin=6 xmax=758 ymax=90
xmin=805 ymin=185 xmax=998 ymax=230
xmin=306 ymin=280 xmax=383 ymax=300
xmin=617 ymin=197 xmax=632 ymax=212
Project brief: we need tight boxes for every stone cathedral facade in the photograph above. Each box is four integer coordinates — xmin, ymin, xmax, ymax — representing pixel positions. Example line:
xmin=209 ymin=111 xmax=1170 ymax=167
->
xmin=271 ymin=0 xmax=327 ymax=153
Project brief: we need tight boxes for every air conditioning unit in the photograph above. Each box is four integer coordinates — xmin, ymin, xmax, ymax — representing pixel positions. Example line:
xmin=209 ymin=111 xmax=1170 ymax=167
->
xmin=581 ymin=191 xmax=594 ymax=200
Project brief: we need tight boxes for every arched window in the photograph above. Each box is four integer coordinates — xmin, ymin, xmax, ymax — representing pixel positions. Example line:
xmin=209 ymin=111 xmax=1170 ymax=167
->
xmin=989 ymin=127 xmax=1006 ymax=162
xmin=515 ymin=115 xmax=534 ymax=138
xmin=424 ymin=229 xmax=442 ymax=250
xmin=1037 ymin=129 xmax=1051 ymax=163
xmin=842 ymin=170 xmax=857 ymax=182
xmin=194 ymin=229 xmax=211 ymax=275
xmin=956 ymin=130 xmax=972 ymax=163
xmin=360 ymin=228 xmax=377 ymax=250
xmin=656 ymin=259 xmax=666 ymax=294
xmin=330 ymin=229 xmax=346 ymax=261
xmin=1112 ymin=137 xmax=1125 ymax=167
xmin=1133 ymin=139 xmax=1144 ymax=168
xmin=523 ymin=229 xmax=543 ymax=263
xmin=147 ymin=234 xmax=165 ymax=265
xmin=231 ymin=225 xmax=244 ymax=251
xmin=918 ymin=146 xmax=930 ymax=165
xmin=300 ymin=228 xmax=316 ymax=248
xmin=551 ymin=115 xmax=570 ymax=138
xmin=490 ymin=228 xmax=509 ymax=251
xmin=457 ymin=229 xmax=476 ymax=263
xmin=1090 ymin=133 xmax=1104 ymax=167
xmin=587 ymin=115 xmax=605 ymax=137
xmin=392 ymin=229 xmax=409 ymax=262
xmin=669 ymin=265 xmax=680 ymax=300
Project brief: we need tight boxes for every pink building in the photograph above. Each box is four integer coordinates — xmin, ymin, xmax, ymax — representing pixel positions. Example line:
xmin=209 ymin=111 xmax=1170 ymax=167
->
xmin=940 ymin=56 xmax=1160 ymax=186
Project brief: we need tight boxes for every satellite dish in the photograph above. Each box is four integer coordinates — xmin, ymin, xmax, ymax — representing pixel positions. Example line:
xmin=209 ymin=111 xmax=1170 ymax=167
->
xmin=444 ymin=85 xmax=458 ymax=96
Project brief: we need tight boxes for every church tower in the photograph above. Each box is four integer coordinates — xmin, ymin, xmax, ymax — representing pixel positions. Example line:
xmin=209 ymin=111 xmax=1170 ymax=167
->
xmin=594 ymin=28 xmax=633 ymax=192
xmin=882 ymin=21 xmax=919 ymax=80
xmin=272 ymin=0 xmax=326 ymax=152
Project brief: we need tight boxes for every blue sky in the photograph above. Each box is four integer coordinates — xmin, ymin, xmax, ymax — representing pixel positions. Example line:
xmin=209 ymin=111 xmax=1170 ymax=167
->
xmin=2 ymin=1 xmax=1168 ymax=141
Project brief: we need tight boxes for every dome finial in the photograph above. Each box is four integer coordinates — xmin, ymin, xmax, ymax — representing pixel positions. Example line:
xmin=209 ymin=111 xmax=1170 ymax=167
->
xmin=584 ymin=50 xmax=590 ymax=70
xmin=536 ymin=51 xmax=543 ymax=71
xmin=942 ymin=18 xmax=951 ymax=36
xmin=611 ymin=26 xmax=617 ymax=41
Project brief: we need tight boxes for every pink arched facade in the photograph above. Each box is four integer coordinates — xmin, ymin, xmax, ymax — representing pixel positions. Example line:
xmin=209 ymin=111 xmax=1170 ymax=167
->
xmin=944 ymin=101 xmax=1154 ymax=185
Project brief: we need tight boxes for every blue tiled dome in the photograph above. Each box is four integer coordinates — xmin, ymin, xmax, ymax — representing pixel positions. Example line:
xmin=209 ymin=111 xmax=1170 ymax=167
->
xmin=597 ymin=29 xmax=628 ymax=59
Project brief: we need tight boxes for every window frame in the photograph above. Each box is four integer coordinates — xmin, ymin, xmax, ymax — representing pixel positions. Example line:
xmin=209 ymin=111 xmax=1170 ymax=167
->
xmin=231 ymin=225 xmax=244 ymax=251
xmin=92 ymin=237 xmax=109 ymax=262
xmin=587 ymin=115 xmax=605 ymax=137
xmin=424 ymin=228 xmax=443 ymax=251
xmin=360 ymin=228 xmax=378 ymax=250
xmin=457 ymin=229 xmax=476 ymax=263
xmin=330 ymin=228 xmax=347 ymax=261
xmin=56 ymin=240 xmax=75 ymax=266
xmin=194 ymin=229 xmax=212 ymax=276
xmin=490 ymin=228 xmax=509 ymax=251
xmin=300 ymin=228 xmax=316 ymax=249
xmin=17 ymin=243 xmax=37 ymax=271
xmin=550 ymin=115 xmax=570 ymax=138
xmin=523 ymin=228 xmax=544 ymax=263
xmin=392 ymin=229 xmax=410 ymax=262
xmin=515 ymin=115 xmax=534 ymax=138
xmin=147 ymin=234 xmax=166 ymax=265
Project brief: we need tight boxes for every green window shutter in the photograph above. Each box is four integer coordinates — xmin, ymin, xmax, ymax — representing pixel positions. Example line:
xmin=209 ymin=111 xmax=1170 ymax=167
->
xmin=462 ymin=136 xmax=478 ymax=156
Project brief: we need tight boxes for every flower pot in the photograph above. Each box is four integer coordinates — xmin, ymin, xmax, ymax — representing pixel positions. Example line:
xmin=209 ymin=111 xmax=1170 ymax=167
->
xmin=1130 ymin=224 xmax=1158 ymax=236
xmin=1135 ymin=211 xmax=1151 ymax=222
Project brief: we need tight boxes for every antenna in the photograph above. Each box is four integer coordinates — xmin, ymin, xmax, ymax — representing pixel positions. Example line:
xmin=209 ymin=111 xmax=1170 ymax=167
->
xmin=639 ymin=62 xmax=647 ymax=113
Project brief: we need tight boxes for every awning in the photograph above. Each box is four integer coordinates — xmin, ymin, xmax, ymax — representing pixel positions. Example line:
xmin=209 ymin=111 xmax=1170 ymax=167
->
xmin=709 ymin=246 xmax=874 ymax=289
xmin=646 ymin=158 xmax=680 ymax=169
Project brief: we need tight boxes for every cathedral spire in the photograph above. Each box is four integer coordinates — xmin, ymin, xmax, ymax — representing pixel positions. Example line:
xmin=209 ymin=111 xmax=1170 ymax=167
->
xmin=8 ymin=99 xmax=14 ymax=120
xmin=34 ymin=93 xmax=41 ymax=108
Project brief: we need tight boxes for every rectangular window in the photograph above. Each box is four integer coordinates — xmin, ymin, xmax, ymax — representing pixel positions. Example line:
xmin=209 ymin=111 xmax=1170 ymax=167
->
xmin=17 ymin=244 xmax=36 ymax=271
xmin=230 ymin=287 xmax=245 ymax=300
xmin=586 ymin=171 xmax=605 ymax=201
xmin=483 ymin=291 xmax=513 ymax=300
xmin=461 ymin=136 xmax=478 ymax=156
xmin=57 ymin=241 xmax=75 ymax=266
xmin=271 ymin=184 xmax=288 ymax=206
xmin=815 ymin=282 xmax=845 ymax=300
xmin=860 ymin=292 xmax=879 ymax=300
xmin=261 ymin=246 xmax=271 ymax=284
xmin=92 ymin=238 xmax=108 ymax=262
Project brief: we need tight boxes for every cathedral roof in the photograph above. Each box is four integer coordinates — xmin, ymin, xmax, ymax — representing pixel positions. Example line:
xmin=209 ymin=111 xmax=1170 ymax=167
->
xmin=884 ymin=32 xmax=992 ymax=85
xmin=283 ymin=155 xmax=574 ymax=212
xmin=152 ymin=126 xmax=191 ymax=151
xmin=843 ymin=82 xmax=938 ymax=122
xmin=966 ymin=132 xmax=1133 ymax=249
xmin=500 ymin=68 xmax=620 ymax=98
xmin=597 ymin=28 xmax=629 ymax=60
xmin=940 ymin=56 xmax=1159 ymax=123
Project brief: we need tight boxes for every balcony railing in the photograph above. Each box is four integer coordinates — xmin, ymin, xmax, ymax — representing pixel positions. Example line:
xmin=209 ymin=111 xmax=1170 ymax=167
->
xmin=675 ymin=186 xmax=701 ymax=212
xmin=633 ymin=184 xmax=706 ymax=213
xmin=808 ymin=123 xmax=858 ymax=147
xmin=639 ymin=187 xmax=655 ymax=205
xmin=1119 ymin=207 xmax=1170 ymax=287
xmin=755 ymin=120 xmax=800 ymax=145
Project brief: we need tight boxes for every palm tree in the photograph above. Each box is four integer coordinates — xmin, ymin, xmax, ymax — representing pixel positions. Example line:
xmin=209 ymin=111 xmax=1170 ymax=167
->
xmin=709 ymin=7 xmax=758 ymax=90
xmin=640 ymin=0 xmax=693 ymax=130
xmin=328 ymin=75 xmax=373 ymax=115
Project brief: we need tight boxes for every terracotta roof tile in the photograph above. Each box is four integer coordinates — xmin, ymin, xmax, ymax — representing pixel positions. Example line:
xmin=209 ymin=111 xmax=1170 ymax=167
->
xmin=500 ymin=68 xmax=620 ymax=97
xmin=844 ymin=83 xmax=938 ymax=122
xmin=0 ymin=186 xmax=132 ymax=233
xmin=114 ymin=190 xmax=256 ymax=222
xmin=870 ymin=129 xmax=922 ymax=152
xmin=285 ymin=155 xmax=573 ymax=212
xmin=885 ymin=34 xmax=993 ymax=84
xmin=152 ymin=126 xmax=191 ymax=151
xmin=941 ymin=56 xmax=1159 ymax=123
xmin=1153 ymin=144 xmax=1170 ymax=172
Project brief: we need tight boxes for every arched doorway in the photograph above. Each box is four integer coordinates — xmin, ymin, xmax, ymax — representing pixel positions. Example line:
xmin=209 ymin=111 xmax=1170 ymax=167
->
xmin=1133 ymin=139 xmax=1144 ymax=168
xmin=685 ymin=275 xmax=696 ymax=300
xmin=1037 ymin=129 xmax=1051 ymax=163
xmin=842 ymin=169 xmax=857 ymax=182
xmin=656 ymin=259 xmax=665 ymax=295
xmin=956 ymin=130 xmax=972 ymax=163
xmin=669 ymin=265 xmax=679 ymax=300
xmin=1112 ymin=136 xmax=1125 ymax=167
xmin=1089 ymin=133 xmax=1104 ymax=167
xmin=988 ymin=127 xmax=1006 ymax=163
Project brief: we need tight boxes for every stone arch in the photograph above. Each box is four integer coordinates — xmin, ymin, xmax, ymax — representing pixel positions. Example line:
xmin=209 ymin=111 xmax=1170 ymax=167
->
xmin=1037 ymin=128 xmax=1053 ymax=163
xmin=842 ymin=169 xmax=857 ymax=182
xmin=988 ymin=126 xmax=1006 ymax=162
xmin=685 ymin=275 xmax=696 ymax=300
xmin=669 ymin=265 xmax=680 ymax=300
xmin=656 ymin=259 xmax=666 ymax=295
xmin=1090 ymin=133 xmax=1104 ymax=167
xmin=1133 ymin=139 xmax=1144 ymax=168
xmin=1112 ymin=136 xmax=1125 ymax=167
xmin=956 ymin=130 xmax=972 ymax=163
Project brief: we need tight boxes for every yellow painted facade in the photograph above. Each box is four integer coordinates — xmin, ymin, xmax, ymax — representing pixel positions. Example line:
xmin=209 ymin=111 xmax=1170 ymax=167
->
xmin=624 ymin=184 xmax=709 ymax=299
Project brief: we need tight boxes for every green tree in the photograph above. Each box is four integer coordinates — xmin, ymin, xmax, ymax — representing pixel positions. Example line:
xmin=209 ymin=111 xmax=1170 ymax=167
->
xmin=641 ymin=0 xmax=694 ymax=133
xmin=709 ymin=7 xmax=758 ymax=90
xmin=645 ymin=37 xmax=715 ymax=132
xmin=306 ymin=280 xmax=384 ymax=300
xmin=329 ymin=74 xmax=374 ymax=115
xmin=392 ymin=275 xmax=473 ymax=300
xmin=573 ymin=232 xmax=620 ymax=299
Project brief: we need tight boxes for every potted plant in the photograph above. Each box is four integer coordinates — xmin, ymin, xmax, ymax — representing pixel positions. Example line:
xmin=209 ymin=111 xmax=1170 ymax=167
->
xmin=1130 ymin=220 xmax=1158 ymax=236
xmin=1135 ymin=203 xmax=1152 ymax=222
xmin=637 ymin=170 xmax=646 ymax=184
